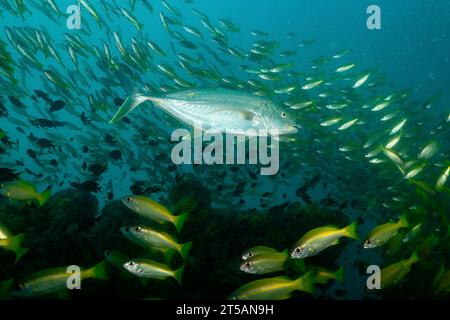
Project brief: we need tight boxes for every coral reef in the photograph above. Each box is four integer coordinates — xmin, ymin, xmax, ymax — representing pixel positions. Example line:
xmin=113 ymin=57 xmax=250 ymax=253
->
xmin=0 ymin=176 xmax=353 ymax=299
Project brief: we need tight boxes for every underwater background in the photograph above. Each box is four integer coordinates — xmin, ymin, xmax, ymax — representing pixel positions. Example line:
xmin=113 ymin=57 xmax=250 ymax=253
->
xmin=0 ymin=0 xmax=449 ymax=300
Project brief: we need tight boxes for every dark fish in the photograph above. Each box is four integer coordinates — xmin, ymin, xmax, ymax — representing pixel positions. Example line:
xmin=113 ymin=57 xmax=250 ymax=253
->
xmin=268 ymin=201 xmax=289 ymax=214
xmin=1 ymin=135 xmax=13 ymax=147
xmin=8 ymin=96 xmax=25 ymax=108
xmin=50 ymin=159 xmax=58 ymax=166
xmin=71 ymin=179 xmax=101 ymax=193
xmin=233 ymin=182 xmax=246 ymax=197
xmin=80 ymin=112 xmax=91 ymax=125
xmin=27 ymin=133 xmax=38 ymax=143
xmin=179 ymin=40 xmax=198 ymax=49
xmin=122 ymin=117 xmax=131 ymax=124
xmin=49 ymin=100 xmax=65 ymax=112
xmin=26 ymin=149 xmax=37 ymax=159
xmin=82 ymin=146 xmax=89 ymax=153
xmin=130 ymin=182 xmax=144 ymax=195
xmin=248 ymin=171 xmax=258 ymax=180
xmin=296 ymin=181 xmax=312 ymax=204
xmin=0 ymin=167 xmax=20 ymax=182
xmin=109 ymin=149 xmax=122 ymax=160
xmin=113 ymin=98 xmax=125 ymax=106
xmin=37 ymin=138 xmax=56 ymax=150
xmin=296 ymin=181 xmax=309 ymax=197
xmin=309 ymin=174 xmax=321 ymax=189
xmin=299 ymin=192 xmax=312 ymax=205
xmin=320 ymin=197 xmax=339 ymax=207
xmin=30 ymin=118 xmax=66 ymax=128
xmin=0 ymin=101 xmax=8 ymax=117
xmin=104 ymin=134 xmax=116 ymax=146
xmin=88 ymin=163 xmax=107 ymax=176
xmin=144 ymin=185 xmax=162 ymax=194
xmin=34 ymin=90 xmax=52 ymax=103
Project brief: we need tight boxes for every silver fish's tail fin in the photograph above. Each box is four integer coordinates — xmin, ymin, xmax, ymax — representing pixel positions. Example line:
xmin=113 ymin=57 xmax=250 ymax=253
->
xmin=109 ymin=94 xmax=152 ymax=124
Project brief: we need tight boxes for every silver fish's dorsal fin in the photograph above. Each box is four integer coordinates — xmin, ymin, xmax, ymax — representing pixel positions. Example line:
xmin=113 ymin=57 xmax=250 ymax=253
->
xmin=109 ymin=94 xmax=153 ymax=124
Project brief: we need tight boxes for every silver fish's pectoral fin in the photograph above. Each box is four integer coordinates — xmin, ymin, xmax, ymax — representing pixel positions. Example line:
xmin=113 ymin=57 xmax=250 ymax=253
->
xmin=239 ymin=110 xmax=257 ymax=121
xmin=109 ymin=94 xmax=152 ymax=124
xmin=208 ymin=109 xmax=257 ymax=121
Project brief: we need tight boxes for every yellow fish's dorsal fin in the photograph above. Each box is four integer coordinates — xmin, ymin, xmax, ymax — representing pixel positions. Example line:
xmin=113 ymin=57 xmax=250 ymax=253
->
xmin=303 ymin=225 xmax=340 ymax=239
xmin=17 ymin=180 xmax=36 ymax=191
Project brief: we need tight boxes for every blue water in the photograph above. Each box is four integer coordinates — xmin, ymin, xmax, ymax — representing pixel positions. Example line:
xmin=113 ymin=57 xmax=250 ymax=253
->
xmin=0 ymin=0 xmax=449 ymax=300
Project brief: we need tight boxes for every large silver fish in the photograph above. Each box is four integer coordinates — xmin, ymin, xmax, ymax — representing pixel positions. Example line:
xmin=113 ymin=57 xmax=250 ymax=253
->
xmin=109 ymin=88 xmax=298 ymax=136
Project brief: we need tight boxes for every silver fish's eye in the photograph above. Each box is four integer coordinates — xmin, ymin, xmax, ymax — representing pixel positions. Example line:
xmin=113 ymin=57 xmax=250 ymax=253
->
xmin=248 ymin=252 xmax=253 ymax=257
xmin=135 ymin=226 xmax=141 ymax=232
xmin=129 ymin=262 xmax=134 ymax=266
xmin=295 ymin=247 xmax=301 ymax=253
xmin=281 ymin=112 xmax=287 ymax=118
xmin=245 ymin=262 xmax=251 ymax=268
xmin=126 ymin=197 xmax=132 ymax=202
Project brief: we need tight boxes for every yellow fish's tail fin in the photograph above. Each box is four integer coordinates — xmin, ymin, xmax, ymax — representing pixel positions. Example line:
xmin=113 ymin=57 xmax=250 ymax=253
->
xmin=179 ymin=242 xmax=193 ymax=261
xmin=398 ymin=214 xmax=410 ymax=229
xmin=433 ymin=264 xmax=445 ymax=289
xmin=0 ymin=279 xmax=14 ymax=299
xmin=342 ymin=221 xmax=359 ymax=240
xmin=85 ymin=261 xmax=110 ymax=280
xmin=164 ymin=249 xmax=177 ymax=264
xmin=334 ymin=267 xmax=345 ymax=284
xmin=6 ymin=233 xmax=29 ymax=263
xmin=174 ymin=265 xmax=185 ymax=286
xmin=294 ymin=271 xmax=315 ymax=295
xmin=409 ymin=250 xmax=420 ymax=265
xmin=37 ymin=190 xmax=51 ymax=206
xmin=173 ymin=212 xmax=189 ymax=233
